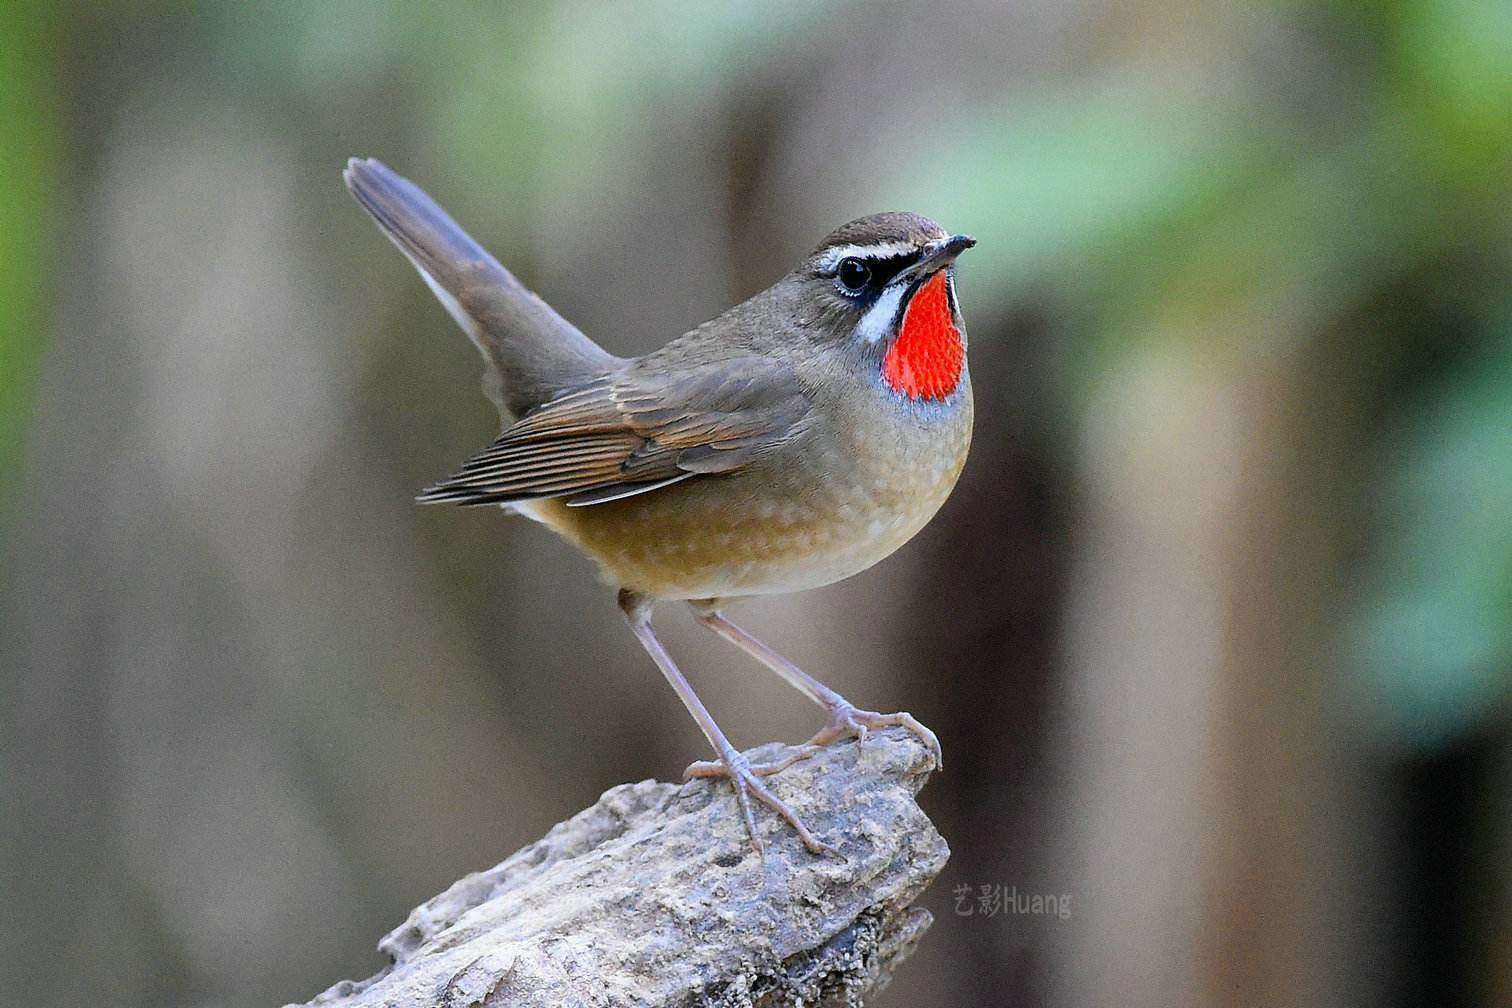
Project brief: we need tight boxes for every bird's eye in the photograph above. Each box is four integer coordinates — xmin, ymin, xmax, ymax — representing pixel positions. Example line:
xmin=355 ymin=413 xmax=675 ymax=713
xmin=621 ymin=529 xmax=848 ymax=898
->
xmin=837 ymin=257 xmax=871 ymax=293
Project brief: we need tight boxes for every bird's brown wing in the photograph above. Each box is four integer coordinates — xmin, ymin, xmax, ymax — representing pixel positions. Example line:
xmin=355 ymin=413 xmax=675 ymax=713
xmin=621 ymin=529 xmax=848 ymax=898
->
xmin=416 ymin=356 xmax=812 ymax=507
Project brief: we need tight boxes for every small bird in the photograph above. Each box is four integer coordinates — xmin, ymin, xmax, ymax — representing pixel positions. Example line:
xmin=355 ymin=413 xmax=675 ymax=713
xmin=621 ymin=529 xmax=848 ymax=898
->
xmin=344 ymin=158 xmax=975 ymax=854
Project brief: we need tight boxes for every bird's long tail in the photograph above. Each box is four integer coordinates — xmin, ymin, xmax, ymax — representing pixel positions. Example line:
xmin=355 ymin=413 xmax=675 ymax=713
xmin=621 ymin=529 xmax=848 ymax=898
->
xmin=343 ymin=157 xmax=620 ymax=419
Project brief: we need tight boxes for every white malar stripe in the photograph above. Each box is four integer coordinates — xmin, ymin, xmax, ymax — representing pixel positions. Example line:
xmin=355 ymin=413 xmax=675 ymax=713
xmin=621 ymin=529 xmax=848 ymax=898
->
xmin=815 ymin=241 xmax=917 ymax=272
xmin=856 ymin=283 xmax=907 ymax=343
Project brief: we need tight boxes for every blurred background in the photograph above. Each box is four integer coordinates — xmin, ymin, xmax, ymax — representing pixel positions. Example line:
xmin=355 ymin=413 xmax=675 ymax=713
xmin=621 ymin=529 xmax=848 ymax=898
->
xmin=2 ymin=2 xmax=1508 ymax=1006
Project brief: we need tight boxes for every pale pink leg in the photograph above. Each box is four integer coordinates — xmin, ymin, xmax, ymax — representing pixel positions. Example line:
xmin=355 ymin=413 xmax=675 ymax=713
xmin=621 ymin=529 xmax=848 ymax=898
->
xmin=686 ymin=603 xmax=943 ymax=775
xmin=618 ymin=590 xmax=833 ymax=855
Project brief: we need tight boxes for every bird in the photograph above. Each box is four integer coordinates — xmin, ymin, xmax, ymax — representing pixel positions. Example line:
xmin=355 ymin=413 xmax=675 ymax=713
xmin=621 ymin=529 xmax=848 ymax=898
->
xmin=343 ymin=157 xmax=975 ymax=855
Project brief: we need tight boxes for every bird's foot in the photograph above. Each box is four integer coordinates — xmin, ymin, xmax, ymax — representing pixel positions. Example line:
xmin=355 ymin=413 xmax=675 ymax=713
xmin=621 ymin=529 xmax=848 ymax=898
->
xmin=683 ymin=743 xmax=824 ymax=780
xmin=804 ymin=703 xmax=943 ymax=770
xmin=684 ymin=705 xmax=943 ymax=782
xmin=685 ymin=749 xmax=836 ymax=856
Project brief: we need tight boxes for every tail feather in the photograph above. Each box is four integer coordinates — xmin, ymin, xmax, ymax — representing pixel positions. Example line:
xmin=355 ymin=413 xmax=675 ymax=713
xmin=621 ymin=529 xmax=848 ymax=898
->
xmin=343 ymin=157 xmax=620 ymax=419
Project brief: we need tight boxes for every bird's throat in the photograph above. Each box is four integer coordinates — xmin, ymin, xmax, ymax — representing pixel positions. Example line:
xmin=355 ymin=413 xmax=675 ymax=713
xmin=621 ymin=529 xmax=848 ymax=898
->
xmin=881 ymin=271 xmax=963 ymax=402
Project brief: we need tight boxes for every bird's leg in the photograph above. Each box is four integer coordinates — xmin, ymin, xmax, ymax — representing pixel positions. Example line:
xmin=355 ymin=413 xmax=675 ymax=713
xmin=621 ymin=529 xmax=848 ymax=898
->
xmin=617 ymin=590 xmax=833 ymax=856
xmin=687 ymin=602 xmax=943 ymax=773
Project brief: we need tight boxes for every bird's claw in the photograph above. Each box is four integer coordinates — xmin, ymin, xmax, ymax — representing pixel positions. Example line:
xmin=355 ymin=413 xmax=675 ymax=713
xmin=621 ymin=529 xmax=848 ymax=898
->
xmin=688 ymin=751 xmax=836 ymax=857
xmin=683 ymin=743 xmax=823 ymax=781
xmin=805 ymin=704 xmax=943 ymax=770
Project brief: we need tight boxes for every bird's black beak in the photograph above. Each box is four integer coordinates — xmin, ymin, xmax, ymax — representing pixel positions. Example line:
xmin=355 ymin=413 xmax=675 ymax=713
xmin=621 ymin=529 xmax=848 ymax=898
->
xmin=893 ymin=234 xmax=976 ymax=286
xmin=933 ymin=234 xmax=977 ymax=263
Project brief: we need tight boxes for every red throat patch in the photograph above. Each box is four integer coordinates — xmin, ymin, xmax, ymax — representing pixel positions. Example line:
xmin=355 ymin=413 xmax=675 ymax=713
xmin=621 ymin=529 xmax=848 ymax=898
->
xmin=881 ymin=270 xmax=963 ymax=401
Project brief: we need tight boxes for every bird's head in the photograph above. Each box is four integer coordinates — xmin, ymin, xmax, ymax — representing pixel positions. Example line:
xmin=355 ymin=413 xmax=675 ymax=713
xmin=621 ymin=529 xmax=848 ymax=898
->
xmin=786 ymin=212 xmax=975 ymax=403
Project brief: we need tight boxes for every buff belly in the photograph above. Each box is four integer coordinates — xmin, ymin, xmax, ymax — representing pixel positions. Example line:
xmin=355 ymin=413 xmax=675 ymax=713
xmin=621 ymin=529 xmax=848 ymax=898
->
xmin=519 ymin=390 xmax=972 ymax=601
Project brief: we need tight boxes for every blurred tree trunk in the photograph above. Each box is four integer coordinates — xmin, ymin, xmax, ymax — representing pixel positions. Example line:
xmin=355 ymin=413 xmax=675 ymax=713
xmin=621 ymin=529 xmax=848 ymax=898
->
xmin=1053 ymin=336 xmax=1372 ymax=1008
xmin=1196 ymin=343 xmax=1368 ymax=1007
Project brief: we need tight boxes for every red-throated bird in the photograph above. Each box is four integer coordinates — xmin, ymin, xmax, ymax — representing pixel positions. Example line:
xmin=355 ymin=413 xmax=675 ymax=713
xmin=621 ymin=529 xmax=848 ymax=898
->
xmin=344 ymin=158 xmax=974 ymax=854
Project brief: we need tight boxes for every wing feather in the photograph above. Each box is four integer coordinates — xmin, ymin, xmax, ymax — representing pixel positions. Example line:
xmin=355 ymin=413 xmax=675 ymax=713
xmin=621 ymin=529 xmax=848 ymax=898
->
xmin=418 ymin=354 xmax=811 ymax=507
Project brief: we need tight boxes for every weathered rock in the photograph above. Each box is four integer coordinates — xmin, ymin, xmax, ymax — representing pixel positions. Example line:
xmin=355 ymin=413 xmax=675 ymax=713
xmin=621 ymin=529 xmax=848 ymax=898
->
xmin=286 ymin=727 xmax=947 ymax=1007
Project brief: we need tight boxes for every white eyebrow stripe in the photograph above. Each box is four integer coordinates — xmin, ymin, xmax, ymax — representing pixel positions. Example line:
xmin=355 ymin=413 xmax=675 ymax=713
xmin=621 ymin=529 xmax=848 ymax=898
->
xmin=815 ymin=241 xmax=917 ymax=272
xmin=855 ymin=283 xmax=908 ymax=343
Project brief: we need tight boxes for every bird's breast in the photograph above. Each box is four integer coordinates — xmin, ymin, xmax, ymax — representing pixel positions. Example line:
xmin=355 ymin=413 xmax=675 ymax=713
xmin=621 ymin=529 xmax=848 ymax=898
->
xmin=525 ymin=377 xmax=973 ymax=600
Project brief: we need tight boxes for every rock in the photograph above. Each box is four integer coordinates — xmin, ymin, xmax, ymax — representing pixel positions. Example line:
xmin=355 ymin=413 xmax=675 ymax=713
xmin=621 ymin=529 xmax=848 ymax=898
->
xmin=286 ymin=727 xmax=947 ymax=1008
